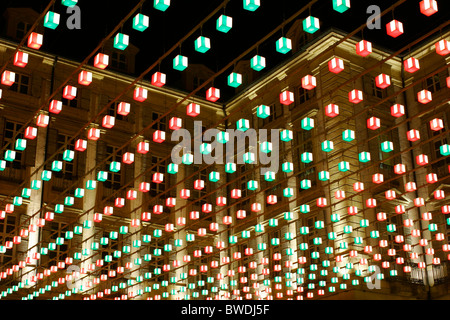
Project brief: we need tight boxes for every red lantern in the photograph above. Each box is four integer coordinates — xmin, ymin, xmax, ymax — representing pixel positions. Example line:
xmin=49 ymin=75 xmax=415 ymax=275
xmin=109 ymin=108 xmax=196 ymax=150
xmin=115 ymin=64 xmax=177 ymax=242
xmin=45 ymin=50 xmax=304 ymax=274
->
xmin=385 ymin=190 xmax=396 ymax=200
xmin=117 ymin=102 xmax=130 ymax=116
xmin=186 ymin=103 xmax=200 ymax=117
xmin=133 ymin=87 xmax=148 ymax=102
xmin=25 ymin=126 xmax=38 ymax=140
xmin=417 ymin=90 xmax=432 ymax=104
xmin=426 ymin=173 xmax=438 ymax=184
xmin=442 ymin=205 xmax=450 ymax=214
xmin=78 ymin=71 xmax=92 ymax=86
xmin=139 ymin=182 xmax=150 ymax=192
xmin=190 ymin=211 xmax=199 ymax=220
xmin=372 ymin=173 xmax=384 ymax=184
xmin=122 ymin=152 xmax=134 ymax=164
xmin=102 ymin=115 xmax=115 ymax=129
xmin=386 ymin=20 xmax=404 ymax=38
xmin=420 ymin=0 xmax=438 ymax=16
xmin=280 ymin=90 xmax=294 ymax=105
xmin=114 ymin=197 xmax=125 ymax=207
xmin=223 ymin=216 xmax=232 ymax=225
xmin=177 ymin=217 xmax=186 ymax=225
xmin=328 ymin=57 xmax=344 ymax=74
xmin=44 ymin=211 xmax=54 ymax=221
xmin=180 ymin=189 xmax=190 ymax=199
xmin=194 ymin=179 xmax=205 ymax=190
xmin=301 ymin=75 xmax=316 ymax=90
xmin=348 ymin=206 xmax=358 ymax=215
xmin=1 ymin=71 xmax=15 ymax=86
xmin=377 ymin=212 xmax=387 ymax=221
xmin=202 ymin=203 xmax=212 ymax=213
xmin=94 ymin=53 xmax=109 ymax=69
xmin=152 ymin=173 xmax=163 ymax=184
xmin=405 ymin=182 xmax=417 ymax=192
xmin=325 ymin=104 xmax=339 ymax=117
xmin=137 ymin=141 xmax=149 ymax=154
xmin=236 ymin=210 xmax=246 ymax=219
xmin=153 ymin=205 xmax=163 ymax=214
xmin=366 ymin=198 xmax=377 ymax=208
xmin=88 ymin=128 xmax=100 ymax=140
xmin=251 ymin=202 xmax=261 ymax=212
xmin=206 ymin=87 xmax=220 ymax=102
xmin=210 ymin=223 xmax=218 ymax=232
xmin=63 ymin=85 xmax=77 ymax=100
xmin=126 ymin=189 xmax=137 ymax=200
xmin=151 ymin=72 xmax=166 ymax=87
xmin=353 ymin=182 xmax=364 ymax=192
xmin=169 ymin=117 xmax=182 ymax=130
xmin=404 ymin=57 xmax=420 ymax=73
xmin=141 ymin=212 xmax=151 ymax=221
xmin=434 ymin=190 xmax=445 ymax=200
xmin=407 ymin=129 xmax=420 ymax=142
xmin=391 ymin=104 xmax=405 ymax=118
xmin=27 ymin=32 xmax=43 ymax=49
xmin=166 ymin=197 xmax=176 ymax=207
xmin=49 ymin=100 xmax=63 ymax=114
xmin=356 ymin=40 xmax=372 ymax=57
xmin=422 ymin=212 xmax=433 ymax=221
xmin=447 ymin=76 xmax=450 ymax=88
xmin=395 ymin=205 xmax=405 ymax=214
xmin=430 ymin=118 xmax=444 ymax=131
xmin=153 ymin=130 xmax=166 ymax=143
xmin=349 ymin=89 xmax=363 ymax=103
xmin=394 ymin=163 xmax=406 ymax=174
xmin=267 ymin=195 xmax=277 ymax=205
xmin=93 ymin=213 xmax=102 ymax=223
xmin=435 ymin=40 xmax=450 ymax=56
xmin=317 ymin=197 xmax=327 ymax=207
xmin=367 ymin=117 xmax=380 ymax=130
xmin=416 ymin=154 xmax=429 ymax=166
xmin=75 ymin=139 xmax=87 ymax=151
xmin=375 ymin=73 xmax=391 ymax=89
xmin=36 ymin=114 xmax=49 ymax=128
xmin=414 ymin=197 xmax=425 ymax=207
xmin=14 ymin=51 xmax=29 ymax=68
xmin=217 ymin=197 xmax=227 ymax=206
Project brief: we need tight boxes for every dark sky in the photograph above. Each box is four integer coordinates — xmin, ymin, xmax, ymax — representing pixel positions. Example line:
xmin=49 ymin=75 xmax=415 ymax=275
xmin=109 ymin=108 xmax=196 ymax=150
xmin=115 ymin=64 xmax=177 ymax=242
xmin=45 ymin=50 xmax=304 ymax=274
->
xmin=0 ymin=0 xmax=448 ymax=100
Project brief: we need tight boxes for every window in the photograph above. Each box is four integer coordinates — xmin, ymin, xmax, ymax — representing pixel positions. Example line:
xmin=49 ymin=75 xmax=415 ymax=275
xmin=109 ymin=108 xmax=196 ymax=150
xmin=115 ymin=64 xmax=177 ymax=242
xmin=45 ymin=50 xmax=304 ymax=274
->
xmin=3 ymin=120 xmax=24 ymax=169
xmin=62 ymin=93 xmax=79 ymax=109
xmin=108 ymin=100 xmax=127 ymax=122
xmin=10 ymin=73 xmax=30 ymax=95
xmin=16 ymin=21 xmax=31 ymax=40
xmin=295 ymin=86 xmax=316 ymax=107
xmin=151 ymin=112 xmax=167 ymax=131
xmin=150 ymin=156 xmax=166 ymax=197
xmin=426 ymin=75 xmax=441 ymax=93
xmin=0 ymin=215 xmax=15 ymax=265
xmin=259 ymin=104 xmax=284 ymax=127
xmin=370 ymin=78 xmax=386 ymax=99
xmin=111 ymin=52 xmax=127 ymax=71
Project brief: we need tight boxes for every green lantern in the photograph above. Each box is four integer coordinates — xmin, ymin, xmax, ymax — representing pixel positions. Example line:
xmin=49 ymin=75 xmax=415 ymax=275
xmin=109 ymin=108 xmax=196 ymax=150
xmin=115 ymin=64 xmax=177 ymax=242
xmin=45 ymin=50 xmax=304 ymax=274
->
xmin=225 ymin=162 xmax=236 ymax=173
xmin=299 ymin=226 xmax=309 ymax=235
xmin=247 ymin=180 xmax=258 ymax=190
xmin=338 ymin=161 xmax=350 ymax=172
xmin=282 ymin=162 xmax=294 ymax=173
xmin=21 ymin=188 xmax=31 ymax=199
xmin=113 ymin=33 xmax=129 ymax=50
xmin=228 ymin=72 xmax=242 ymax=88
xmin=31 ymin=180 xmax=42 ymax=190
xmin=300 ymin=179 xmax=311 ymax=189
xmin=370 ymin=230 xmax=380 ymax=238
xmin=186 ymin=234 xmax=195 ymax=242
xmin=173 ymin=55 xmax=188 ymax=71
xmin=328 ymin=232 xmax=337 ymax=240
xmin=242 ymin=230 xmax=250 ymax=239
xmin=167 ymin=163 xmax=179 ymax=174
xmin=15 ymin=139 xmax=27 ymax=151
xmin=83 ymin=220 xmax=92 ymax=229
xmin=428 ymin=223 xmax=438 ymax=232
xmin=269 ymin=218 xmax=278 ymax=227
xmin=62 ymin=0 xmax=78 ymax=7
xmin=303 ymin=16 xmax=320 ymax=34
xmin=283 ymin=187 xmax=294 ymax=198
xmin=301 ymin=117 xmax=314 ymax=130
xmin=154 ymin=0 xmax=170 ymax=11
xmin=387 ymin=224 xmax=396 ymax=232
xmin=258 ymin=243 xmax=267 ymax=251
xmin=51 ymin=160 xmax=63 ymax=172
xmin=301 ymin=152 xmax=313 ymax=163
xmin=331 ymin=213 xmax=340 ymax=223
xmin=360 ymin=219 xmax=369 ymax=227
xmin=13 ymin=196 xmax=22 ymax=206
xmin=133 ymin=13 xmax=149 ymax=32
xmin=342 ymin=129 xmax=355 ymax=142
xmin=321 ymin=140 xmax=334 ymax=152
xmin=110 ymin=161 xmax=121 ymax=172
xmin=236 ymin=118 xmax=250 ymax=131
xmin=41 ymin=170 xmax=52 ymax=181
xmin=276 ymin=37 xmax=292 ymax=54
xmin=74 ymin=188 xmax=84 ymax=198
xmin=216 ymin=14 xmax=232 ymax=33
xmin=264 ymin=171 xmax=275 ymax=181
xmin=343 ymin=225 xmax=353 ymax=233
xmin=251 ymin=55 xmax=266 ymax=71
xmin=440 ymin=144 xmax=450 ymax=156
xmin=318 ymin=170 xmax=330 ymax=181
xmin=271 ymin=238 xmax=280 ymax=246
xmin=4 ymin=150 xmax=16 ymax=162
xmin=86 ymin=180 xmax=97 ymax=190
xmin=315 ymin=220 xmax=325 ymax=229
xmin=255 ymin=224 xmax=264 ymax=232
xmin=217 ymin=131 xmax=229 ymax=144
xmin=243 ymin=152 xmax=255 ymax=164
xmin=285 ymin=232 xmax=294 ymax=240
xmin=64 ymin=196 xmax=74 ymax=206
xmin=284 ymin=211 xmax=294 ymax=220
xmin=62 ymin=149 xmax=74 ymax=161
xmin=209 ymin=171 xmax=220 ymax=182
xmin=243 ymin=0 xmax=260 ymax=11
xmin=194 ymin=36 xmax=211 ymax=53
xmin=174 ymin=239 xmax=183 ymax=247
xmin=44 ymin=11 xmax=60 ymax=29
xmin=0 ymin=160 xmax=5 ymax=171
xmin=333 ymin=0 xmax=351 ymax=13
xmin=381 ymin=141 xmax=394 ymax=153
xmin=280 ymin=129 xmax=293 ymax=142
xmin=299 ymin=204 xmax=310 ymax=213
xmin=182 ymin=153 xmax=193 ymax=165
xmin=260 ymin=141 xmax=272 ymax=153
xmin=359 ymin=151 xmax=371 ymax=163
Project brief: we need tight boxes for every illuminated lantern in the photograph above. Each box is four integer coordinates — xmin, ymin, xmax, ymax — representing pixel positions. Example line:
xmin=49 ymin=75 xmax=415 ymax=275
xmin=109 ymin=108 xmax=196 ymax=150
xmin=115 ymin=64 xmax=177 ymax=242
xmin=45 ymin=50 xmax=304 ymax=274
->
xmin=366 ymin=198 xmax=377 ymax=208
xmin=355 ymin=40 xmax=372 ymax=58
xmin=15 ymin=139 xmax=26 ymax=151
xmin=243 ymin=0 xmax=260 ymax=11
xmin=141 ymin=212 xmax=151 ymax=221
xmin=417 ymin=90 xmax=432 ymax=104
xmin=28 ymin=32 xmax=43 ymax=49
xmin=63 ymin=85 xmax=77 ymax=100
xmin=333 ymin=0 xmax=351 ymax=13
xmin=251 ymin=55 xmax=266 ymax=71
xmin=405 ymin=182 xmax=417 ymax=192
xmin=228 ymin=72 xmax=242 ymax=88
xmin=94 ymin=53 xmax=109 ymax=69
xmin=430 ymin=118 xmax=444 ymax=131
xmin=386 ymin=190 xmax=396 ymax=200
xmin=367 ymin=117 xmax=380 ymax=130
xmin=404 ymin=57 xmax=420 ymax=73
xmin=436 ymin=39 xmax=450 ymax=56
xmin=447 ymin=77 xmax=450 ymax=88
xmin=335 ymin=190 xmax=345 ymax=200
xmin=115 ymin=198 xmax=125 ymax=207
xmin=375 ymin=73 xmax=391 ymax=89
xmin=154 ymin=0 xmax=170 ymax=11
xmin=416 ymin=154 xmax=429 ymax=166
xmin=441 ymin=144 xmax=450 ymax=156
xmin=206 ymin=87 xmax=220 ymax=102
xmin=302 ymin=75 xmax=316 ymax=90
xmin=216 ymin=14 xmax=232 ymax=33
xmin=133 ymin=13 xmax=149 ymax=32
xmin=394 ymin=163 xmax=406 ymax=174
xmin=280 ymin=90 xmax=294 ymax=105
xmin=377 ymin=212 xmax=387 ymax=221
xmin=303 ymin=16 xmax=320 ymax=34
xmin=185 ymin=102 xmax=201 ymax=117
xmin=73 ymin=139 xmax=87 ymax=152
xmin=122 ymin=152 xmax=134 ymax=164
xmin=223 ymin=216 xmax=232 ymax=225
xmin=44 ymin=11 xmax=60 ymax=29
xmin=435 ymin=190 xmax=445 ymax=200
xmin=359 ymin=151 xmax=371 ymax=162
xmin=216 ymin=196 xmax=226 ymax=206
xmin=381 ymin=141 xmax=394 ymax=153
xmin=338 ymin=161 xmax=350 ymax=172
xmin=166 ymin=197 xmax=176 ymax=207
xmin=237 ymin=210 xmax=246 ymax=219
xmin=427 ymin=173 xmax=438 ymax=184
xmin=126 ymin=189 xmax=137 ymax=200
xmin=301 ymin=152 xmax=313 ymax=163
xmin=169 ymin=117 xmax=182 ymax=130
xmin=391 ymin=104 xmax=405 ymax=117
xmin=36 ymin=114 xmax=49 ymax=127
xmin=353 ymin=182 xmax=364 ymax=192
xmin=1 ymin=71 xmax=15 ymax=86
xmin=133 ymin=87 xmax=147 ymax=102
xmin=267 ymin=195 xmax=277 ymax=205
xmin=328 ymin=57 xmax=344 ymax=73
xmin=251 ymin=203 xmax=261 ymax=212
xmin=276 ymin=37 xmax=292 ymax=54
xmin=443 ymin=205 xmax=450 ymax=214
xmin=349 ymin=89 xmax=363 ymax=103
xmin=24 ymin=126 xmax=38 ymax=140
xmin=407 ymin=129 xmax=420 ymax=142
xmin=153 ymin=130 xmax=166 ymax=143
xmin=102 ymin=115 xmax=115 ymax=129
xmin=113 ymin=33 xmax=129 ymax=50
xmin=194 ymin=36 xmax=211 ymax=53
xmin=348 ymin=206 xmax=358 ymax=215
xmin=13 ymin=51 xmax=29 ymax=68
xmin=317 ymin=198 xmax=327 ymax=207
xmin=325 ymin=104 xmax=339 ymax=117
xmin=420 ymin=0 xmax=438 ymax=16
xmin=173 ymin=55 xmax=188 ymax=71
xmin=373 ymin=173 xmax=384 ymax=184
xmin=386 ymin=20 xmax=404 ymax=38
xmin=395 ymin=205 xmax=405 ymax=214
xmin=414 ymin=198 xmax=425 ymax=207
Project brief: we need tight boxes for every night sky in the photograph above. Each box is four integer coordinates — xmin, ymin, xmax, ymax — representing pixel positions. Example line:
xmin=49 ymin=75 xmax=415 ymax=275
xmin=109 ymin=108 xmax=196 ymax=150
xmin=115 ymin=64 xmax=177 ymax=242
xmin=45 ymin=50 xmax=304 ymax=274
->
xmin=0 ymin=0 xmax=448 ymax=100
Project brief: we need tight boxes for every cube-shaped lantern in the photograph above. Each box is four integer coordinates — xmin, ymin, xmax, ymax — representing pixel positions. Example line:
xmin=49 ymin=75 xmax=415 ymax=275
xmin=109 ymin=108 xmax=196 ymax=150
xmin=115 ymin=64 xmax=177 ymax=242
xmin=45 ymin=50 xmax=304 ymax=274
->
xmin=63 ymin=85 xmax=77 ymax=100
xmin=381 ymin=141 xmax=394 ymax=152
xmin=359 ymin=151 xmax=371 ymax=162
xmin=14 ymin=51 xmax=29 ymax=68
xmin=430 ymin=118 xmax=444 ymax=131
xmin=301 ymin=152 xmax=313 ymax=163
xmin=375 ymin=73 xmax=391 ymax=89
xmin=356 ymin=40 xmax=372 ymax=57
xmin=280 ymin=90 xmax=294 ymax=105
xmin=133 ymin=13 xmax=149 ymax=32
xmin=302 ymin=75 xmax=316 ymax=90
xmin=303 ymin=16 xmax=320 ymax=34
xmin=122 ymin=152 xmax=134 ymax=164
xmin=367 ymin=117 xmax=380 ymax=130
xmin=333 ymin=0 xmax=351 ymax=13
xmin=373 ymin=173 xmax=384 ymax=184
xmin=342 ymin=129 xmax=355 ymax=142
xmin=43 ymin=11 xmax=60 ymax=29
xmin=404 ymin=57 xmax=420 ymax=73
xmin=75 ymin=139 xmax=87 ymax=152
xmin=206 ymin=87 xmax=220 ymax=102
xmin=216 ymin=14 xmax=232 ymax=33
xmin=386 ymin=20 xmax=404 ymax=38
xmin=338 ymin=161 xmax=350 ymax=172
xmin=251 ymin=55 xmax=266 ymax=71
xmin=280 ymin=129 xmax=293 ymax=142
xmin=28 ymin=32 xmax=43 ymax=49
xmin=113 ymin=33 xmax=129 ymax=50
xmin=325 ymin=104 xmax=339 ymax=117
xmin=209 ymin=171 xmax=220 ymax=182
xmin=169 ymin=117 xmax=182 ymax=130
xmin=15 ymin=139 xmax=27 ymax=151
xmin=186 ymin=103 xmax=200 ymax=117
xmin=349 ymin=89 xmax=363 ymax=103
xmin=228 ymin=72 xmax=242 ymax=88
xmin=243 ymin=0 xmax=260 ymax=11
xmin=391 ymin=104 xmax=405 ymax=117
xmin=417 ymin=90 xmax=432 ymax=104
xmin=154 ymin=0 xmax=170 ymax=11
xmin=276 ymin=37 xmax=292 ymax=54
xmin=4 ymin=150 xmax=16 ymax=162
xmin=78 ymin=70 xmax=92 ymax=86
xmin=36 ymin=114 xmax=49 ymax=127
xmin=282 ymin=162 xmax=294 ymax=173
xmin=328 ymin=57 xmax=344 ymax=74
xmin=173 ymin=55 xmax=188 ymax=71
xmin=153 ymin=130 xmax=166 ymax=143
xmin=94 ymin=53 xmax=109 ymax=69
xmin=24 ymin=126 xmax=37 ymax=140
xmin=318 ymin=170 xmax=329 ymax=181
xmin=102 ymin=115 xmax=115 ymax=129
xmin=194 ymin=36 xmax=211 ymax=53
xmin=435 ymin=40 xmax=450 ymax=56
xmin=321 ymin=140 xmax=334 ymax=152
xmin=420 ymin=0 xmax=438 ymax=16
xmin=134 ymin=87 xmax=148 ymax=102
xmin=407 ymin=129 xmax=420 ymax=142
xmin=225 ymin=162 xmax=236 ymax=173
xmin=1 ymin=71 xmax=15 ymax=86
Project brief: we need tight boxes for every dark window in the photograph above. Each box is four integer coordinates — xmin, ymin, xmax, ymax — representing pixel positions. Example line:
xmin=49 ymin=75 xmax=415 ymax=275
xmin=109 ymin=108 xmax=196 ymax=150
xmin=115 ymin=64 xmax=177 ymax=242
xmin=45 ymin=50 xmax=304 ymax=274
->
xmin=3 ymin=120 xmax=24 ymax=169
xmin=16 ymin=21 xmax=31 ymax=40
xmin=10 ymin=73 xmax=30 ymax=95
xmin=111 ymin=52 xmax=127 ymax=71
